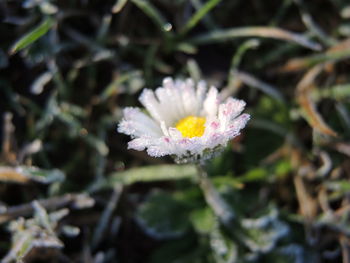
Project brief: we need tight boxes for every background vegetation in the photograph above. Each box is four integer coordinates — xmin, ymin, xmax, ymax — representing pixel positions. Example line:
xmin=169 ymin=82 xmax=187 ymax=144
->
xmin=1 ymin=0 xmax=350 ymax=262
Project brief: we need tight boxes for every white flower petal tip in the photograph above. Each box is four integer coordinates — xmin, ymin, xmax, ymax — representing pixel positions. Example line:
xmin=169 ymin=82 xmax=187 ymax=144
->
xmin=118 ymin=77 xmax=250 ymax=163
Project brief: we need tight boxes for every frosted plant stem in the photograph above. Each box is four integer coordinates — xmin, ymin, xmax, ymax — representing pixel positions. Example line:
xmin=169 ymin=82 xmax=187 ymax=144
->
xmin=196 ymin=164 xmax=235 ymax=226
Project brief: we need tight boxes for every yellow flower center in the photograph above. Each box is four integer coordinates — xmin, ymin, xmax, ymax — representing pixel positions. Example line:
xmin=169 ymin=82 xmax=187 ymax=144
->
xmin=175 ymin=116 xmax=206 ymax=138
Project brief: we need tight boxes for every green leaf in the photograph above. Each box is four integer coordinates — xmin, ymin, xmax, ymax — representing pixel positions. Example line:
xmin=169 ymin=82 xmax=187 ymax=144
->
xmin=274 ymin=160 xmax=292 ymax=177
xmin=238 ymin=168 xmax=269 ymax=182
xmin=190 ymin=208 xmax=215 ymax=234
xmin=137 ymin=190 xmax=192 ymax=239
xmin=10 ymin=17 xmax=55 ymax=55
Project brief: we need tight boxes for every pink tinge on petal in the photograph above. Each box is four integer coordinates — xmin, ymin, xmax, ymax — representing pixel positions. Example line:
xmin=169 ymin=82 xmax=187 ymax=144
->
xmin=224 ymin=98 xmax=246 ymax=118
xmin=223 ymin=100 xmax=234 ymax=116
xmin=179 ymin=138 xmax=190 ymax=145
xmin=207 ymin=133 xmax=224 ymax=146
xmin=218 ymin=99 xmax=247 ymax=131
xmin=226 ymin=129 xmax=241 ymax=139
xmin=211 ymin=121 xmax=219 ymax=129
xmin=234 ymin=113 xmax=251 ymax=127
xmin=182 ymin=137 xmax=204 ymax=154
xmin=227 ymin=113 xmax=251 ymax=136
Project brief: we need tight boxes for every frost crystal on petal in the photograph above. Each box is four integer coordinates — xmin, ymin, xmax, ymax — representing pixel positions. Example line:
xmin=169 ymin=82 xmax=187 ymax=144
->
xmin=117 ymin=77 xmax=250 ymax=163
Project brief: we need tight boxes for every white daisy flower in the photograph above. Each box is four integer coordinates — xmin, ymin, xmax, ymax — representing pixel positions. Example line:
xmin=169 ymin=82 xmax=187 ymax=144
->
xmin=118 ymin=77 xmax=250 ymax=163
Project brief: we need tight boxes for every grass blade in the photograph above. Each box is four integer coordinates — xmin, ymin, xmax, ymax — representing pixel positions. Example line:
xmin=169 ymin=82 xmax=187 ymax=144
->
xmin=131 ymin=0 xmax=172 ymax=33
xmin=235 ymin=70 xmax=285 ymax=102
xmin=91 ymin=165 xmax=197 ymax=192
xmin=296 ymin=65 xmax=338 ymax=137
xmin=311 ymin=84 xmax=350 ymax=101
xmin=230 ymin=39 xmax=260 ymax=70
xmin=112 ymin=0 xmax=129 ymax=13
xmin=187 ymin=59 xmax=202 ymax=82
xmin=293 ymin=0 xmax=336 ymax=46
xmin=190 ymin=0 xmax=218 ymax=30
xmin=279 ymin=38 xmax=350 ymax=72
xmin=191 ymin=26 xmax=322 ymax=50
xmin=181 ymin=0 xmax=222 ymax=35
xmin=10 ymin=17 xmax=55 ymax=55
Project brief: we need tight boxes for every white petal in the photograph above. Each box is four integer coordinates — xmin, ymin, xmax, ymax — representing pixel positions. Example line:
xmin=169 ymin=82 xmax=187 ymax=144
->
xmin=202 ymin=87 xmax=219 ymax=117
xmin=160 ymin=121 xmax=170 ymax=136
xmin=128 ymin=137 xmax=152 ymax=151
xmin=203 ymin=117 xmax=220 ymax=137
xmin=219 ymin=98 xmax=246 ymax=121
xmin=168 ymin=127 xmax=183 ymax=139
xmin=205 ymin=133 xmax=226 ymax=148
xmin=139 ymin=89 xmax=165 ymax=123
xmin=117 ymin=107 xmax=162 ymax=137
xmin=195 ymin=81 xmax=207 ymax=114
xmin=147 ymin=143 xmax=170 ymax=157
xmin=180 ymin=79 xmax=198 ymax=116
xmin=163 ymin=78 xmax=186 ymax=119
xmin=227 ymin=113 xmax=250 ymax=137
xmin=155 ymin=88 xmax=178 ymax=125
xmin=218 ymin=98 xmax=246 ymax=131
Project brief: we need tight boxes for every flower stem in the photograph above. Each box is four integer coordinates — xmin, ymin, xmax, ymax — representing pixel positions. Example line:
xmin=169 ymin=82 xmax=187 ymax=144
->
xmin=196 ymin=163 xmax=235 ymax=226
